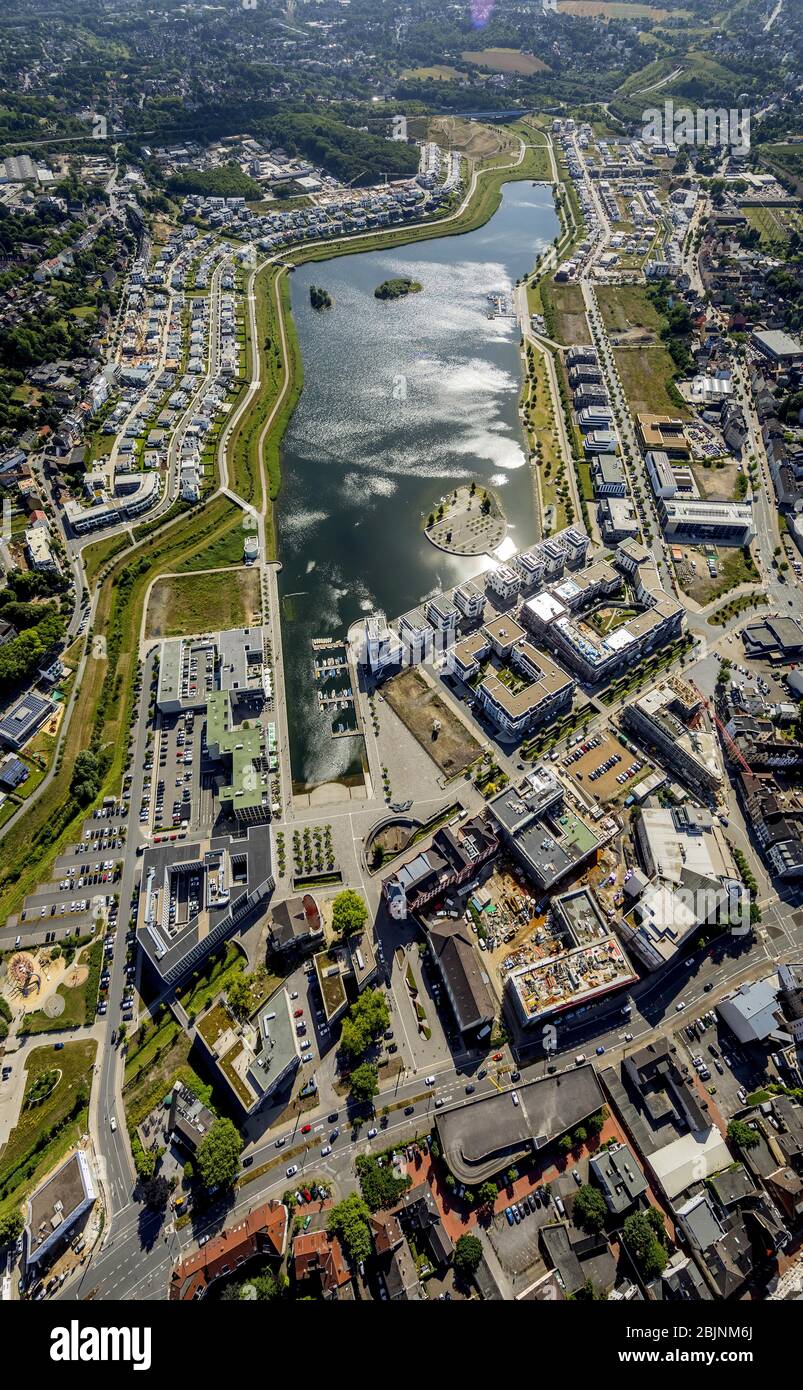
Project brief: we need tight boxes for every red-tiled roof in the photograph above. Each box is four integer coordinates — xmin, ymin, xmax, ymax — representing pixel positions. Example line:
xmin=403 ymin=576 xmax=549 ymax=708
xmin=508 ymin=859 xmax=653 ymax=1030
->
xmin=292 ymin=1229 xmax=351 ymax=1294
xmin=169 ymin=1201 xmax=288 ymax=1301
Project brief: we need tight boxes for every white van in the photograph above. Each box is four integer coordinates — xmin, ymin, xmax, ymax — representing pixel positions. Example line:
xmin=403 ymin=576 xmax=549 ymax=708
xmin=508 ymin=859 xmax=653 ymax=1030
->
xmin=575 ymin=1053 xmax=586 ymax=1065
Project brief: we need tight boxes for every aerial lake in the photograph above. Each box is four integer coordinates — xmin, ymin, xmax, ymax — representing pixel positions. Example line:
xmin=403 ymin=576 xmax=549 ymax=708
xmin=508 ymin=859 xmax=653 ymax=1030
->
xmin=277 ymin=179 xmax=560 ymax=791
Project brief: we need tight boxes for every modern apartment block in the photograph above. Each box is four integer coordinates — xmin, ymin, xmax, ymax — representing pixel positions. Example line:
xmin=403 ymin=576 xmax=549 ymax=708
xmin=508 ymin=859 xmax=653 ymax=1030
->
xmin=623 ymin=677 xmax=723 ymax=798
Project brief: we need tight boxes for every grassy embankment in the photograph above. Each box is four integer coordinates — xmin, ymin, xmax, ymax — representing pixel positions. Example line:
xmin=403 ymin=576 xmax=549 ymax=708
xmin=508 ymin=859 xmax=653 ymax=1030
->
xmin=0 ymin=1040 xmax=97 ymax=1225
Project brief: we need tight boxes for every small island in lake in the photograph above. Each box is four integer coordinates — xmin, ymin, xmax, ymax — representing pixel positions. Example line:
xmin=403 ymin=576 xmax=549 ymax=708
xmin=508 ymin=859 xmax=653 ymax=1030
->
xmin=309 ymin=284 xmax=333 ymax=310
xmin=374 ymin=276 xmax=422 ymax=300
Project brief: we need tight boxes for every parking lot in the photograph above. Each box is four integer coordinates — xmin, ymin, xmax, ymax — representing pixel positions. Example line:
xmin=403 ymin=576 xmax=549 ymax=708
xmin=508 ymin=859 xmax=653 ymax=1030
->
xmin=143 ymin=707 xmax=200 ymax=834
xmin=562 ymin=730 xmax=650 ymax=803
xmin=674 ymin=1011 xmax=789 ymax=1116
xmin=15 ymin=810 xmax=126 ymax=931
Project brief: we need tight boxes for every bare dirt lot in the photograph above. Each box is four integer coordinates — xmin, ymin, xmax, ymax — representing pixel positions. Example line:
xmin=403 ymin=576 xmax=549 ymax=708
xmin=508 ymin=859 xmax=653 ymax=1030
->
xmin=692 ymin=459 xmax=744 ymax=502
xmin=382 ymin=668 xmax=483 ymax=779
xmin=427 ymin=115 xmax=509 ymax=161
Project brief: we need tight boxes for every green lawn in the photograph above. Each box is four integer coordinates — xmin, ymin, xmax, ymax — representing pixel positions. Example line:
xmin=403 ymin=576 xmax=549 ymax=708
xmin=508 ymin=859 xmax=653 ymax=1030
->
xmin=0 ymin=1039 xmax=96 ymax=1222
xmin=145 ymin=566 xmax=260 ymax=639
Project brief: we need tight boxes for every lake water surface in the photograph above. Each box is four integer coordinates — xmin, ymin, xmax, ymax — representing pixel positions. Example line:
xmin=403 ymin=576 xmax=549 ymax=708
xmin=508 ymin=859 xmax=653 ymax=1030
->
xmin=277 ymin=180 xmax=559 ymax=789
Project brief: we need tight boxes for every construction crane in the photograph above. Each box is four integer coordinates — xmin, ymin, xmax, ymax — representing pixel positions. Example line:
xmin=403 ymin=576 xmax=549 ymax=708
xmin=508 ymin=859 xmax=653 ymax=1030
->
xmin=688 ymin=678 xmax=753 ymax=776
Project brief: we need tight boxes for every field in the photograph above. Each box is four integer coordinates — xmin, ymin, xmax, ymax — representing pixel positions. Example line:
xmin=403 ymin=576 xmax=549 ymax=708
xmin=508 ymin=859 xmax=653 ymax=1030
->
xmin=614 ymin=342 xmax=688 ymax=415
xmin=461 ymin=48 xmax=548 ymax=75
xmin=145 ymin=567 xmax=260 ymax=638
xmin=596 ymin=285 xmax=663 ymax=337
xmin=171 ymin=509 xmax=246 ymax=572
xmin=227 ymin=265 xmax=303 ymax=554
xmin=549 ymin=281 xmax=591 ymax=346
xmin=743 ymin=203 xmax=801 ymax=249
xmin=82 ymin=532 xmax=130 ymax=587
xmin=402 ymin=65 xmax=461 ymax=82
xmin=0 ymin=1039 xmax=96 ymax=1223
xmin=558 ymin=1 xmax=689 ymax=16
xmin=382 ymin=668 xmax=482 ymax=779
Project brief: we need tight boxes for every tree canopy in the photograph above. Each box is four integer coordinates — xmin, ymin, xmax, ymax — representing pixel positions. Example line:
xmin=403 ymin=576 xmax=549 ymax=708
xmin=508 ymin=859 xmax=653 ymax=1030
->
xmin=573 ymin=1184 xmax=607 ymax=1234
xmin=327 ymin=1193 xmax=373 ymax=1265
xmin=623 ymin=1209 xmax=668 ymax=1278
xmin=348 ymin=1061 xmax=379 ymax=1104
xmin=331 ymin=888 xmax=368 ymax=938
xmin=339 ymin=988 xmax=389 ymax=1060
xmin=196 ymin=1117 xmax=243 ymax=1191
xmin=454 ymin=1233 xmax=483 ymax=1278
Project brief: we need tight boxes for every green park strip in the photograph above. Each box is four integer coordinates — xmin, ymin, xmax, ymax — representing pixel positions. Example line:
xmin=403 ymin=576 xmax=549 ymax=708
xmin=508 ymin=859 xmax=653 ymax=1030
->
xmin=82 ymin=531 xmax=131 ymax=588
xmin=0 ymin=495 xmax=245 ymax=924
xmin=0 ymin=1040 xmax=97 ymax=1225
xmin=227 ymin=266 xmax=303 ymax=555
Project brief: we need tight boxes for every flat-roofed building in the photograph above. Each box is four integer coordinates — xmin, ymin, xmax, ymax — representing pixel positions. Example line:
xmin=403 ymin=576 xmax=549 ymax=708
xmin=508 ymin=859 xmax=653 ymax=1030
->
xmin=476 ymin=642 xmax=574 ymax=740
xmin=424 ymin=592 xmax=460 ymax=638
xmin=592 ymin=454 xmax=626 ymax=497
xmin=623 ymin=678 xmax=723 ymax=798
xmin=752 ymin=329 xmax=803 ymax=365
xmin=637 ymin=414 xmax=690 ymax=459
xmin=195 ymin=986 xmax=300 ymax=1114
xmin=360 ymin=609 xmax=404 ymax=674
xmin=485 ymin=563 xmax=521 ymax=604
xmin=618 ymin=804 xmax=746 ymax=971
xmin=398 ymin=607 xmax=435 ymax=663
xmin=453 ymin=580 xmax=485 ymax=623
xmin=645 ymin=449 xmax=678 ymax=499
xmin=487 ymin=768 xmax=609 ymax=892
xmin=0 ymin=691 xmax=56 ymax=750
xmin=25 ymin=1151 xmax=96 ymax=1274
xmin=658 ymin=497 xmax=755 ymax=546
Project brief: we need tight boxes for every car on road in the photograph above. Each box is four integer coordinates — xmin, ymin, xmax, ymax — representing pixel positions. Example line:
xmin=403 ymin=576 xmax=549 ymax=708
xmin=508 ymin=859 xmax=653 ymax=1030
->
xmin=293 ymin=1009 xmax=304 ymax=1019
xmin=512 ymin=1090 xmax=519 ymax=1107
xmin=109 ymin=1117 xmax=117 ymax=1132
xmin=425 ymin=1075 xmax=435 ymax=1086
xmin=198 ymin=1234 xmax=210 ymax=1247
xmin=404 ymin=1105 xmax=415 ymax=1116
xmin=572 ymin=1169 xmax=582 ymax=1185
xmin=242 ymin=1156 xmax=253 ymax=1168
xmin=510 ymin=1071 xmax=521 ymax=1082
xmin=434 ymin=1098 xmax=444 ymax=1108
xmin=286 ymin=1164 xmax=298 ymax=1178
xmin=301 ymin=1123 xmax=311 ymax=1134
xmin=328 ymin=1112 xmax=339 ymax=1124
xmin=275 ymin=1137 xmax=286 ymax=1148
xmin=595 ymin=1046 xmax=605 ymax=1056
xmin=367 ymin=1127 xmax=378 ymax=1138
xmin=675 ymin=1001 xmax=686 ymax=1011
xmin=465 ymin=1084 xmax=475 ymax=1094
xmin=624 ymin=1032 xmax=633 ymax=1042
xmin=493 ymin=1053 xmax=503 ymax=1062
xmin=320 ymin=1145 xmax=331 ymax=1157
